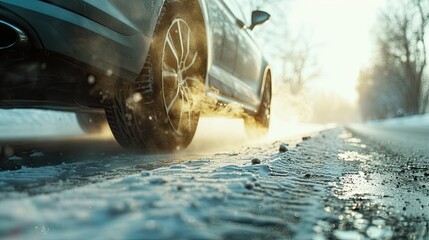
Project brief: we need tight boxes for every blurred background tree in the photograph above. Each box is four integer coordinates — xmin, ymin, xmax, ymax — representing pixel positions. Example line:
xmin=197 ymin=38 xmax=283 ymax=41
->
xmin=250 ymin=0 xmax=358 ymax=124
xmin=254 ymin=1 xmax=319 ymax=96
xmin=253 ymin=1 xmax=354 ymax=124
xmin=358 ymin=0 xmax=429 ymax=120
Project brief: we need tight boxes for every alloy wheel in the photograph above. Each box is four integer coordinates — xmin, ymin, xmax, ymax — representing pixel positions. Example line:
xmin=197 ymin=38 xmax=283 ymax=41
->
xmin=161 ymin=18 xmax=200 ymax=135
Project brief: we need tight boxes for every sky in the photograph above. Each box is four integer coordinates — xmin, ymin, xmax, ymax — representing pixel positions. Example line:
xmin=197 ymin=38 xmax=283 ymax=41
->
xmin=284 ymin=0 xmax=386 ymax=103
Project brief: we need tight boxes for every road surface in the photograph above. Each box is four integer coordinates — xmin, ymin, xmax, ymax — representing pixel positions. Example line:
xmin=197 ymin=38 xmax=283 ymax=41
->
xmin=0 ymin=111 xmax=428 ymax=239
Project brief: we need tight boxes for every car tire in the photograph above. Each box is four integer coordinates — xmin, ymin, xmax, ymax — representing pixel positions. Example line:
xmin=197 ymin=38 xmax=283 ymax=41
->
xmin=76 ymin=112 xmax=107 ymax=134
xmin=105 ymin=1 xmax=206 ymax=152
xmin=244 ymin=73 xmax=272 ymax=137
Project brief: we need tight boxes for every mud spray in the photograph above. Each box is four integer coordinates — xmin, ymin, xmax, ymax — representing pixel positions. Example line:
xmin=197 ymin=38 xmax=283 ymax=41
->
xmin=185 ymin=94 xmax=326 ymax=154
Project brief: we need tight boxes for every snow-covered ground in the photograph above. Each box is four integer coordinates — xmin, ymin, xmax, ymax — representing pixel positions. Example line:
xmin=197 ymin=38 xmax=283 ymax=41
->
xmin=2 ymin=126 xmax=425 ymax=239
xmin=0 ymin=109 xmax=83 ymax=140
xmin=367 ymin=114 xmax=429 ymax=129
xmin=0 ymin=128 xmax=344 ymax=240
xmin=0 ymin=109 xmax=334 ymax=239
xmin=1 ymin=110 xmax=428 ymax=239
xmin=349 ymin=114 xmax=429 ymax=157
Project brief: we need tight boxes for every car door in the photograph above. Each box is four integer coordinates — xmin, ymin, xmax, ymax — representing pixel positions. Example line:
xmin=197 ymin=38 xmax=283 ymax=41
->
xmin=207 ymin=0 xmax=262 ymax=106
xmin=203 ymin=0 xmax=238 ymax=98
xmin=226 ymin=0 xmax=263 ymax=100
xmin=224 ymin=1 xmax=263 ymax=106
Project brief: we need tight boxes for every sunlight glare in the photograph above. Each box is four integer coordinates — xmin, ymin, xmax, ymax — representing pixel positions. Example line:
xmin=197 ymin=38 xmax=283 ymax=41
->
xmin=287 ymin=0 xmax=385 ymax=103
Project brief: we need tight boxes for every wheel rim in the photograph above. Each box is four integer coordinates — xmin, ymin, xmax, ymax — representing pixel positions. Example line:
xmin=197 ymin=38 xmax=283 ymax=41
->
xmin=161 ymin=18 xmax=200 ymax=135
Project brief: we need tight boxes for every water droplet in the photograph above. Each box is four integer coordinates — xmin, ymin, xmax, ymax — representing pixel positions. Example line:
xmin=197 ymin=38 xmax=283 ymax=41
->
xmin=106 ymin=69 xmax=113 ymax=77
xmin=87 ymin=75 xmax=96 ymax=85
xmin=133 ymin=92 xmax=143 ymax=103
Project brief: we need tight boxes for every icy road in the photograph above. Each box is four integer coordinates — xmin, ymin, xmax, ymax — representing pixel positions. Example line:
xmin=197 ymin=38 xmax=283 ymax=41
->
xmin=0 ymin=110 xmax=428 ymax=239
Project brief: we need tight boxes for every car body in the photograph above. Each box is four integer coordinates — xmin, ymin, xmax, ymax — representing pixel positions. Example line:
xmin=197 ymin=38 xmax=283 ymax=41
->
xmin=0 ymin=0 xmax=271 ymax=152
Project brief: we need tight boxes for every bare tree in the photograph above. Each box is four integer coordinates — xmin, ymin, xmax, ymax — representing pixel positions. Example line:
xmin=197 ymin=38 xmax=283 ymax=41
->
xmin=357 ymin=63 xmax=406 ymax=120
xmin=253 ymin=0 xmax=320 ymax=95
xmin=377 ymin=0 xmax=429 ymax=114
xmin=276 ymin=36 xmax=319 ymax=95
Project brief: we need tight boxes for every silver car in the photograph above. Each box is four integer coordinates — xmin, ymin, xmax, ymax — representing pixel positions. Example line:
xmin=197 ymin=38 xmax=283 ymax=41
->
xmin=0 ymin=0 xmax=272 ymax=152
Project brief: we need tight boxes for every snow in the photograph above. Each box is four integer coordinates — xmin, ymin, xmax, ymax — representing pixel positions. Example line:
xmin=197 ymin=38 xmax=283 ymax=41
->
xmin=0 ymin=109 xmax=340 ymax=239
xmin=1 ymin=115 xmax=425 ymax=239
xmin=0 ymin=164 xmax=283 ymax=238
xmin=8 ymin=156 xmax=23 ymax=161
xmin=349 ymin=114 xmax=429 ymax=156
xmin=368 ymin=113 xmax=429 ymax=129
xmin=29 ymin=151 xmax=45 ymax=158
xmin=0 ymin=128 xmax=349 ymax=240
xmin=0 ymin=109 xmax=83 ymax=140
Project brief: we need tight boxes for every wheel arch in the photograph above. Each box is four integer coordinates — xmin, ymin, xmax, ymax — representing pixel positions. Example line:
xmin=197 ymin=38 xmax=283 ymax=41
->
xmin=195 ymin=0 xmax=212 ymax=87
xmin=259 ymin=64 xmax=272 ymax=103
xmin=193 ymin=0 xmax=210 ymax=84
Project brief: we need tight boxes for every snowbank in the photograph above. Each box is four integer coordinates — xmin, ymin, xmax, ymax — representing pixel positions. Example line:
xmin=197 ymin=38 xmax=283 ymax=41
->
xmin=368 ymin=114 xmax=429 ymax=129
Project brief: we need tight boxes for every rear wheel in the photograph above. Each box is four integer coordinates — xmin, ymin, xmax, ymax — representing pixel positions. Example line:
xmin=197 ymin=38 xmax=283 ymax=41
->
xmin=105 ymin=2 xmax=206 ymax=152
xmin=244 ymin=73 xmax=272 ymax=137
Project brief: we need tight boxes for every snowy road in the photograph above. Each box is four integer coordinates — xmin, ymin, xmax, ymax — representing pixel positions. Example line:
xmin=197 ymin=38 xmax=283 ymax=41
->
xmin=0 ymin=111 xmax=428 ymax=239
xmin=348 ymin=119 xmax=429 ymax=157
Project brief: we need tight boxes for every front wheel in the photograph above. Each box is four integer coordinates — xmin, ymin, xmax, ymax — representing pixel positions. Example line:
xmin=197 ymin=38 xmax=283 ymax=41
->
xmin=244 ymin=73 xmax=272 ymax=137
xmin=105 ymin=1 xmax=206 ymax=152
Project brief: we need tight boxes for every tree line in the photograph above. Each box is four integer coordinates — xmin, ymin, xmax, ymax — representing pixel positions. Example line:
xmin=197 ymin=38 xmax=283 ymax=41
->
xmin=358 ymin=0 xmax=429 ymax=120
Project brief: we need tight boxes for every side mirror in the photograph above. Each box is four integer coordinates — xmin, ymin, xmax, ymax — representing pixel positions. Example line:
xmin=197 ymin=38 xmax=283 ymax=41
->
xmin=250 ymin=10 xmax=271 ymax=30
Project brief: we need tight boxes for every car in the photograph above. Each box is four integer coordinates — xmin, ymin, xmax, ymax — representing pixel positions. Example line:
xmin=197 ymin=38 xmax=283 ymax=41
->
xmin=0 ymin=0 xmax=272 ymax=152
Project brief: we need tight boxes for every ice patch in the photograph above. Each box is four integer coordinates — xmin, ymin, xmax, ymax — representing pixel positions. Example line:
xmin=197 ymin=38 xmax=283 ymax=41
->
xmin=333 ymin=230 xmax=364 ymax=240
xmin=8 ymin=156 xmax=23 ymax=161
xmin=29 ymin=151 xmax=45 ymax=158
